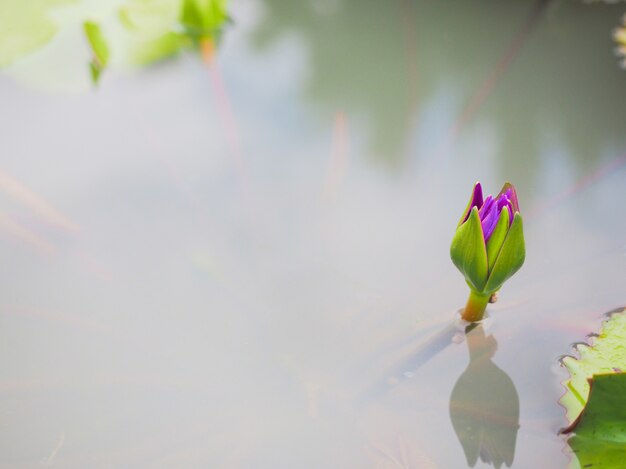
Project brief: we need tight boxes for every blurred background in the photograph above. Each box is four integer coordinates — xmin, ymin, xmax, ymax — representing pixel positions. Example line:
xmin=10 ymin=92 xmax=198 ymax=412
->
xmin=1 ymin=0 xmax=626 ymax=467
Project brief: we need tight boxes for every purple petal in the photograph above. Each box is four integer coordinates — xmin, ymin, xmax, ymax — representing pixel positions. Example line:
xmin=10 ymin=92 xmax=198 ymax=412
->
xmin=481 ymin=202 xmax=499 ymax=241
xmin=478 ymin=196 xmax=494 ymax=221
xmin=497 ymin=194 xmax=514 ymax=225
xmin=497 ymin=183 xmax=520 ymax=213
xmin=472 ymin=182 xmax=484 ymax=209
xmin=461 ymin=182 xmax=484 ymax=223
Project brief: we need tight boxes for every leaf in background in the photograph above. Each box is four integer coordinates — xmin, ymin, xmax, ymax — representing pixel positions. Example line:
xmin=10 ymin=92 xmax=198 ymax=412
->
xmin=119 ymin=0 xmax=186 ymax=64
xmin=0 ymin=0 xmax=78 ymax=67
xmin=84 ymin=21 xmax=109 ymax=84
xmin=119 ymin=0 xmax=180 ymax=32
xmin=562 ymin=373 xmax=626 ymax=468
xmin=118 ymin=0 xmax=228 ymax=65
xmin=131 ymin=32 xmax=189 ymax=65
xmin=180 ymin=0 xmax=228 ymax=40
xmin=1 ymin=0 xmax=231 ymax=73
xmin=180 ymin=0 xmax=229 ymax=63
xmin=559 ymin=308 xmax=626 ymax=423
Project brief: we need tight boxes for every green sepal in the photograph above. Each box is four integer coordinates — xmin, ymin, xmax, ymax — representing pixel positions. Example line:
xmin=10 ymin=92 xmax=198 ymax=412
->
xmin=484 ymin=212 xmax=525 ymax=293
xmin=486 ymin=206 xmax=510 ymax=273
xmin=458 ymin=181 xmax=481 ymax=226
xmin=450 ymin=207 xmax=488 ymax=292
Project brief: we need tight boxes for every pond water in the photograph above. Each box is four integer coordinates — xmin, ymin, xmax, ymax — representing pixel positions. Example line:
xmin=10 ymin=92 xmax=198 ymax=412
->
xmin=1 ymin=1 xmax=626 ymax=467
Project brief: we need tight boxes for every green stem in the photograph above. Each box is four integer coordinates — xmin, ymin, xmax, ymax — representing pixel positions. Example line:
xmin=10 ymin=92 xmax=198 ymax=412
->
xmin=461 ymin=290 xmax=491 ymax=322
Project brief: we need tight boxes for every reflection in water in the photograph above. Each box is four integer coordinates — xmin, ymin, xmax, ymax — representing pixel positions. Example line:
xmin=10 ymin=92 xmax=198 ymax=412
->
xmin=253 ymin=0 xmax=626 ymax=189
xmin=449 ymin=324 xmax=519 ymax=468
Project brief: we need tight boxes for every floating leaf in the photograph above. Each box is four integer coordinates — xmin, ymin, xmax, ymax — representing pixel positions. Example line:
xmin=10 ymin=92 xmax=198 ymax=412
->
xmin=559 ymin=308 xmax=626 ymax=467
xmin=562 ymin=373 xmax=626 ymax=468
xmin=560 ymin=308 xmax=626 ymax=423
xmin=0 ymin=0 xmax=78 ymax=67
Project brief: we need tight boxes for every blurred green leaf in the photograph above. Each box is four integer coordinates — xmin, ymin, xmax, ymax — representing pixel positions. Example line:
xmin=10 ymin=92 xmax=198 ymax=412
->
xmin=119 ymin=0 xmax=228 ymax=65
xmin=119 ymin=0 xmax=185 ymax=64
xmin=180 ymin=0 xmax=228 ymax=40
xmin=84 ymin=20 xmax=109 ymax=84
xmin=131 ymin=32 xmax=189 ymax=65
xmin=0 ymin=0 xmax=231 ymax=77
xmin=119 ymin=0 xmax=180 ymax=32
xmin=0 ymin=0 xmax=78 ymax=67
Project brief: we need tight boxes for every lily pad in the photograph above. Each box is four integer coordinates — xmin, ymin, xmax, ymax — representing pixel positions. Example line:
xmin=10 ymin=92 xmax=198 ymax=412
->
xmin=562 ymin=373 xmax=626 ymax=468
xmin=559 ymin=308 xmax=626 ymax=467
xmin=559 ymin=308 xmax=626 ymax=422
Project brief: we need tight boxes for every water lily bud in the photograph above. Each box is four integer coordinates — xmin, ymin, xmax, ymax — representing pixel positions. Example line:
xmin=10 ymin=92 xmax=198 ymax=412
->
xmin=450 ymin=182 xmax=525 ymax=322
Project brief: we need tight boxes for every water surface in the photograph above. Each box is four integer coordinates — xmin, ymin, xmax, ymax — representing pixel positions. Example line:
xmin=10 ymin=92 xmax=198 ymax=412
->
xmin=1 ymin=1 xmax=626 ymax=467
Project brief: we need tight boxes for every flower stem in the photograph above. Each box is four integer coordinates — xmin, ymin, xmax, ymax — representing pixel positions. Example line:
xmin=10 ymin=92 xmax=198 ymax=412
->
xmin=461 ymin=290 xmax=491 ymax=322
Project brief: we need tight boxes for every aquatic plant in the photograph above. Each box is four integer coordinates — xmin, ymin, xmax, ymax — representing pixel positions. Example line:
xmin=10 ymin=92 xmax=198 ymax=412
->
xmin=560 ymin=308 xmax=626 ymax=422
xmin=0 ymin=0 xmax=231 ymax=87
xmin=450 ymin=182 xmax=525 ymax=322
xmin=119 ymin=0 xmax=230 ymax=66
xmin=84 ymin=21 xmax=109 ymax=84
xmin=0 ymin=0 xmax=78 ymax=68
xmin=559 ymin=308 xmax=626 ymax=467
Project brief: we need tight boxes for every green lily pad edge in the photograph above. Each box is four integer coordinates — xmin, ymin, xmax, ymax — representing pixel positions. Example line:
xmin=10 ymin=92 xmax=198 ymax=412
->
xmin=559 ymin=307 xmax=626 ymax=468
